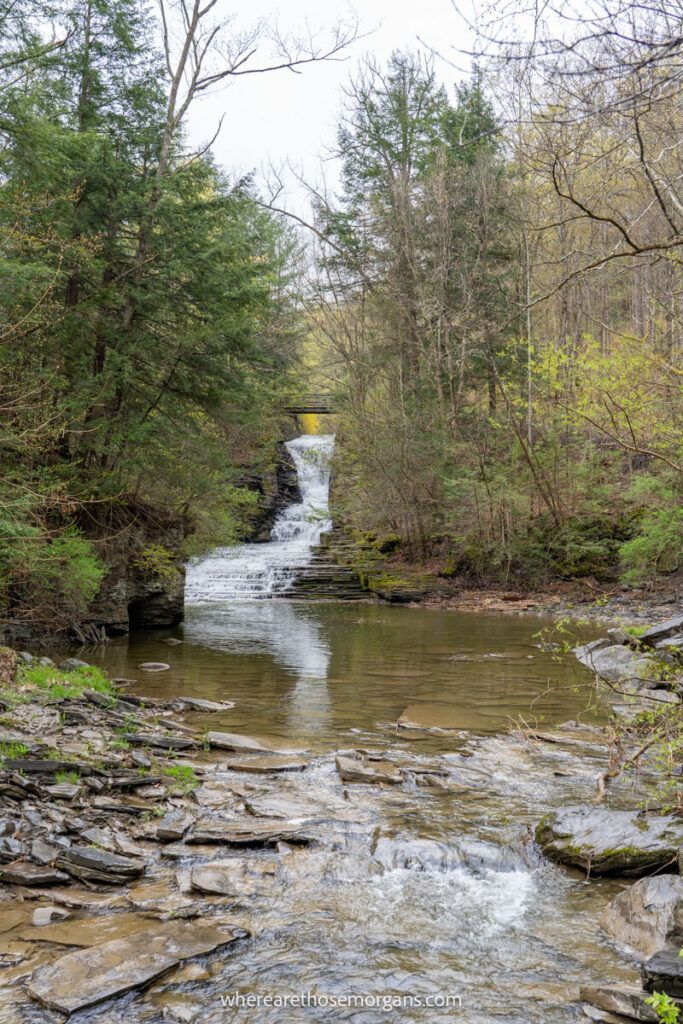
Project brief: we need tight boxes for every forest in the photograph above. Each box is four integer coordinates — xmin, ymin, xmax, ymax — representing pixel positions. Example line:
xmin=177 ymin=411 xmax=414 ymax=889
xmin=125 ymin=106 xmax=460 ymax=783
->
xmin=1 ymin=0 xmax=682 ymax=630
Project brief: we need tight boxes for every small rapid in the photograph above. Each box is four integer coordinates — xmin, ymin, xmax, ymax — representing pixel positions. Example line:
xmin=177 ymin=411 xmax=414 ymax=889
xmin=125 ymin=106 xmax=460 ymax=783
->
xmin=185 ymin=434 xmax=335 ymax=602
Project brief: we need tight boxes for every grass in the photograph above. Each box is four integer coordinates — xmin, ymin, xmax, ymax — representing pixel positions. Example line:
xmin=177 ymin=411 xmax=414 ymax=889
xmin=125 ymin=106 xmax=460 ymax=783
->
xmin=625 ymin=624 xmax=651 ymax=637
xmin=16 ymin=664 xmax=114 ymax=701
xmin=54 ymin=770 xmax=79 ymax=785
xmin=162 ymin=764 xmax=199 ymax=793
xmin=0 ymin=741 xmax=30 ymax=759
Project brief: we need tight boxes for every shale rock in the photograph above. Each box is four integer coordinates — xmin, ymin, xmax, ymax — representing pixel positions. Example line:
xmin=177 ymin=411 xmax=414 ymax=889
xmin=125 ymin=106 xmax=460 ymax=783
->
xmin=642 ymin=948 xmax=683 ymax=999
xmin=536 ymin=806 xmax=683 ymax=875
xmin=601 ymin=875 xmax=683 ymax=957
xmin=28 ymin=920 xmax=245 ymax=1014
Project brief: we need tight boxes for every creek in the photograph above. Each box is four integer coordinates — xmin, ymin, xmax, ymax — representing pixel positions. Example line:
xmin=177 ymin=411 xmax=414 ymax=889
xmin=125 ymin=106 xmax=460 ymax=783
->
xmin=72 ymin=434 xmax=639 ymax=1023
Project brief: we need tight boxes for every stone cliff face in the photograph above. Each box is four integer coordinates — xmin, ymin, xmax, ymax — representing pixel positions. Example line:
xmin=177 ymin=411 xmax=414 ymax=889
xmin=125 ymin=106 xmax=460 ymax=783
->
xmin=85 ymin=512 xmax=186 ymax=637
xmin=247 ymin=441 xmax=302 ymax=543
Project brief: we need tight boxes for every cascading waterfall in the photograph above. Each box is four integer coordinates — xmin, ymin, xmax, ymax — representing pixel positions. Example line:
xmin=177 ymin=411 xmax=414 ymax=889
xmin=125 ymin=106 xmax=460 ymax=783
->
xmin=185 ymin=434 xmax=335 ymax=602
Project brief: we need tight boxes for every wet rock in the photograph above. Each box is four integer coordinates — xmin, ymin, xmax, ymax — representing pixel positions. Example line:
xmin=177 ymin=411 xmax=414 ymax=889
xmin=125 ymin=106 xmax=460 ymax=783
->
xmin=173 ymin=697 xmax=234 ymax=712
xmin=161 ymin=638 xmax=183 ymax=646
xmin=641 ymin=615 xmax=683 ymax=646
xmin=19 ymin=911 xmax=155 ymax=947
xmin=27 ymin=920 xmax=245 ymax=1014
xmin=131 ymin=750 xmax=153 ymax=769
xmin=57 ymin=844 xmax=145 ymax=883
xmin=159 ymin=994 xmax=202 ymax=1022
xmin=222 ymin=755 xmax=309 ymax=774
xmin=335 ymin=755 xmax=402 ymax=785
xmin=31 ymin=907 xmax=70 ymax=926
xmin=642 ymin=948 xmax=683 ymax=998
xmin=0 ymin=861 xmax=68 ymax=886
xmin=139 ymin=662 xmax=170 ymax=672
xmin=579 ymin=985 xmax=658 ymax=1021
xmin=536 ymin=806 xmax=683 ymax=875
xmin=601 ymin=876 xmax=683 ymax=957
xmin=187 ymin=817 xmax=316 ymax=846
xmin=79 ymin=828 xmax=146 ymax=859
xmin=206 ymin=731 xmax=276 ymax=754
xmin=157 ymin=811 xmax=196 ymax=842
xmin=190 ymin=857 xmax=278 ymax=896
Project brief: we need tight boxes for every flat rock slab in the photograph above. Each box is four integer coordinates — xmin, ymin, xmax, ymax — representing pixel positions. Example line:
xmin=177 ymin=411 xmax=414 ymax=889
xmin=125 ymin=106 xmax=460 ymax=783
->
xmin=641 ymin=615 xmax=683 ymax=645
xmin=0 ymin=862 xmax=69 ymax=886
xmin=642 ymin=948 xmax=683 ymax=998
xmin=18 ymin=911 xmax=155 ymax=947
xmin=335 ymin=755 xmax=403 ymax=785
xmin=536 ymin=806 xmax=683 ymax=875
xmin=187 ymin=817 xmax=317 ymax=846
xmin=28 ymin=920 xmax=245 ymax=1015
xmin=579 ymin=985 xmax=658 ymax=1021
xmin=206 ymin=732 xmax=276 ymax=754
xmin=601 ymin=875 xmax=683 ymax=957
xmin=57 ymin=845 xmax=145 ymax=883
xmin=190 ymin=858 xmax=278 ymax=896
xmin=221 ymin=755 xmax=309 ymax=774
xmin=173 ymin=698 xmax=235 ymax=712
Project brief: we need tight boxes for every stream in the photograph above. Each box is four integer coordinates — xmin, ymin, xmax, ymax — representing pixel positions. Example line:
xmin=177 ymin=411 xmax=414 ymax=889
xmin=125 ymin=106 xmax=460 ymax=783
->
xmin=66 ymin=433 xmax=639 ymax=1023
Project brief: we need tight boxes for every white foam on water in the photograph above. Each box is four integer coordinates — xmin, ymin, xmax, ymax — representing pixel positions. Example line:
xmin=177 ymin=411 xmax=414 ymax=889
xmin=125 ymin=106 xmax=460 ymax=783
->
xmin=185 ymin=434 xmax=335 ymax=602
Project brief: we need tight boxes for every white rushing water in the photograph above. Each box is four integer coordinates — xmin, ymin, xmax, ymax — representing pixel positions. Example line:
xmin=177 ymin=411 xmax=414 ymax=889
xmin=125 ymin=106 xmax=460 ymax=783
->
xmin=185 ymin=434 xmax=335 ymax=602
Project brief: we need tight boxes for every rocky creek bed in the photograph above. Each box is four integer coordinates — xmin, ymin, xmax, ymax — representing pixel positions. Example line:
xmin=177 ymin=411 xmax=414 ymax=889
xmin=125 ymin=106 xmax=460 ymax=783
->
xmin=0 ymin=615 xmax=681 ymax=1023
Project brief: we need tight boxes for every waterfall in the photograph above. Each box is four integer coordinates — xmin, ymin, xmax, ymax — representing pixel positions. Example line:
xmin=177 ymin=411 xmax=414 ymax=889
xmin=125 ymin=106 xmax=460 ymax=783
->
xmin=185 ymin=434 xmax=335 ymax=602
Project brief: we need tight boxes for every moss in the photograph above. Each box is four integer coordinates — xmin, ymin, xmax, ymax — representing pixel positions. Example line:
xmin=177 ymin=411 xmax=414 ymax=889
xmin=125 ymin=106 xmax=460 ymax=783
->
xmin=16 ymin=664 xmax=114 ymax=701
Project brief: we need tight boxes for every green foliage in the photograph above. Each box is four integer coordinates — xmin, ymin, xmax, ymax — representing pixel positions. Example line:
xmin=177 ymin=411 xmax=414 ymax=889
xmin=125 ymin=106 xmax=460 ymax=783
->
xmin=646 ymin=992 xmax=680 ymax=1024
xmin=55 ymin=770 xmax=79 ymax=785
xmin=132 ymin=545 xmax=178 ymax=585
xmin=0 ymin=741 xmax=30 ymax=759
xmin=162 ymin=764 xmax=199 ymax=792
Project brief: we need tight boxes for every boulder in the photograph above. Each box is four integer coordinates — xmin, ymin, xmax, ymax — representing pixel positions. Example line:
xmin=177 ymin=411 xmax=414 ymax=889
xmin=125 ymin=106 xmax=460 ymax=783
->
xmin=59 ymin=659 xmax=90 ymax=672
xmin=601 ymin=876 xmax=683 ymax=957
xmin=335 ymin=755 xmax=403 ymax=785
xmin=535 ymin=806 xmax=683 ymax=875
xmin=574 ymin=644 xmax=662 ymax=685
xmin=642 ymin=949 xmax=683 ymax=999
xmin=187 ymin=817 xmax=316 ymax=846
xmin=579 ymin=985 xmax=658 ymax=1021
xmin=27 ymin=920 xmax=245 ymax=1015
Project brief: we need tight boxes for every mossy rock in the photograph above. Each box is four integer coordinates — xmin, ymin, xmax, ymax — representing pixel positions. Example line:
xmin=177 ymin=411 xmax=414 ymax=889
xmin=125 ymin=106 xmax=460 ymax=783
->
xmin=536 ymin=806 xmax=683 ymax=876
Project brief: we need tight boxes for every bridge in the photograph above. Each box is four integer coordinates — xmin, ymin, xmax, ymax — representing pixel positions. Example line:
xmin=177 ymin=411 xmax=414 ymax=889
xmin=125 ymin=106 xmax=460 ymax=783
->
xmin=285 ymin=392 xmax=335 ymax=415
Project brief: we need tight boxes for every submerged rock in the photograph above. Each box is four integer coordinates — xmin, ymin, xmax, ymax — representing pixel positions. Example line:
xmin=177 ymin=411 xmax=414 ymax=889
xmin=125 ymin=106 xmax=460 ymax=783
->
xmin=138 ymin=662 xmax=170 ymax=672
xmin=28 ymin=920 xmax=245 ymax=1014
xmin=335 ymin=755 xmax=403 ymax=785
xmin=579 ymin=984 xmax=658 ymax=1021
xmin=536 ymin=806 xmax=683 ymax=875
xmin=601 ymin=875 xmax=683 ymax=957
xmin=221 ymin=755 xmax=309 ymax=774
xmin=206 ymin=731 xmax=276 ymax=754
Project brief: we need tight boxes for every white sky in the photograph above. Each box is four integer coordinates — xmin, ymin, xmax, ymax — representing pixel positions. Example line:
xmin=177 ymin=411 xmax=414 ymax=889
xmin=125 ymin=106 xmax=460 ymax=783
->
xmin=186 ymin=0 xmax=474 ymax=211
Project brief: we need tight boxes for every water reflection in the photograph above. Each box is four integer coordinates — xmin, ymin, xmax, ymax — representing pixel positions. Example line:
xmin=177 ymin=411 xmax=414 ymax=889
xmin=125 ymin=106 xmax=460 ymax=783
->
xmin=184 ymin=600 xmax=333 ymax=734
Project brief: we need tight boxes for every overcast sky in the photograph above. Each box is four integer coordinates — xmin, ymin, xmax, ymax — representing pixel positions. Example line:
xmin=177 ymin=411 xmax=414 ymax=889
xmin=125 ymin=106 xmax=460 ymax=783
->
xmin=186 ymin=0 xmax=474 ymax=210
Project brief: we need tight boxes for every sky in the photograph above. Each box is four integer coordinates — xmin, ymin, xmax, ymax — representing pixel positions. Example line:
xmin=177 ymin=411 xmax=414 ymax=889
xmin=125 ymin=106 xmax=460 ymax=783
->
xmin=185 ymin=0 xmax=475 ymax=212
